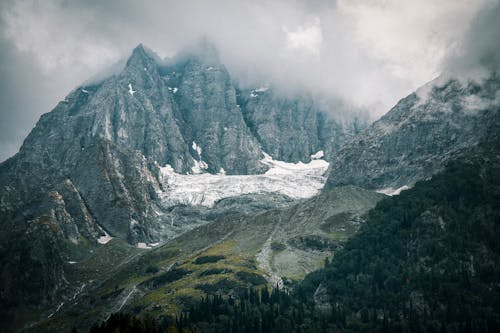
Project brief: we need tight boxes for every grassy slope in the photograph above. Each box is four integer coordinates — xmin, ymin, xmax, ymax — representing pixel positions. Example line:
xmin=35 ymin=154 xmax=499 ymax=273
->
xmin=32 ymin=186 xmax=383 ymax=332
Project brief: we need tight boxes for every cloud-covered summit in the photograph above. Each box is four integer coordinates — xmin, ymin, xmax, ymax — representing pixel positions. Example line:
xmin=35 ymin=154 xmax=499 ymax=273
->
xmin=443 ymin=1 xmax=500 ymax=75
xmin=0 ymin=0 xmax=498 ymax=162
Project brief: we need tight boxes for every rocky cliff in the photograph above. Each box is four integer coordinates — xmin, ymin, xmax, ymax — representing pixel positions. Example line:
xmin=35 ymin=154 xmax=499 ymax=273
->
xmin=0 ymin=42 xmax=366 ymax=325
xmin=325 ymin=73 xmax=500 ymax=192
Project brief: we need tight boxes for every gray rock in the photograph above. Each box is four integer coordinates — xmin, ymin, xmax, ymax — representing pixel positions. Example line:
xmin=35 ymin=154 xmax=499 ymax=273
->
xmin=0 ymin=42 xmax=371 ymax=323
xmin=325 ymin=73 xmax=500 ymax=191
xmin=238 ymin=87 xmax=367 ymax=162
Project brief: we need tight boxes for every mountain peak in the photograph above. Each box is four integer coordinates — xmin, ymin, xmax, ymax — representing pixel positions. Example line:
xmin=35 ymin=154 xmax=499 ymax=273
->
xmin=125 ymin=43 xmax=161 ymax=71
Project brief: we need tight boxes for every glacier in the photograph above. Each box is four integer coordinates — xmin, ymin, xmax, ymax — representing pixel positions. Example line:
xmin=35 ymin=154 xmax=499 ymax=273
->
xmin=158 ymin=152 xmax=329 ymax=208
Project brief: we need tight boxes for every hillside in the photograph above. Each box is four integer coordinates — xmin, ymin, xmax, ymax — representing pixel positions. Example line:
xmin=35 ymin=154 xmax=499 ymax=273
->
xmin=26 ymin=186 xmax=383 ymax=333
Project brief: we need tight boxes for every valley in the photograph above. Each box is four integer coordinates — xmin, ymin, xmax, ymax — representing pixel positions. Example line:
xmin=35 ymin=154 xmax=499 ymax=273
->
xmin=0 ymin=36 xmax=498 ymax=333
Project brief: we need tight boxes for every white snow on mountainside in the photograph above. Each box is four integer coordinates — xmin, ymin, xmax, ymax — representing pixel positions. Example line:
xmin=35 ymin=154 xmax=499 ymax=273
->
xmin=158 ymin=152 xmax=329 ymax=208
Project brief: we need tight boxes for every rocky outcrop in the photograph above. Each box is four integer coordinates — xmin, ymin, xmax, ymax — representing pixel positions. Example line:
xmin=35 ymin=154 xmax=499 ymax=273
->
xmin=325 ymin=73 xmax=500 ymax=191
xmin=238 ymin=87 xmax=367 ymax=163
xmin=0 ymin=42 xmax=368 ymax=249
xmin=0 ymin=42 xmax=367 ymax=320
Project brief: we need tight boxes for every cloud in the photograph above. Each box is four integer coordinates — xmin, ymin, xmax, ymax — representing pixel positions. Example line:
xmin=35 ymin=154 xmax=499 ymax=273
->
xmin=443 ymin=0 xmax=500 ymax=75
xmin=283 ymin=18 xmax=323 ymax=57
xmin=0 ymin=0 xmax=497 ymax=162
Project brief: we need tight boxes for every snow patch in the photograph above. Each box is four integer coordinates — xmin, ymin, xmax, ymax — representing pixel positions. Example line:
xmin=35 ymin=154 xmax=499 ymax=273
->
xmin=191 ymin=141 xmax=208 ymax=174
xmin=158 ymin=152 xmax=329 ymax=208
xmin=98 ymin=234 xmax=113 ymax=244
xmin=128 ymin=83 xmax=136 ymax=96
xmin=192 ymin=141 xmax=202 ymax=156
xmin=136 ymin=242 xmax=160 ymax=249
xmin=97 ymin=223 xmax=113 ymax=244
xmin=47 ymin=302 xmax=64 ymax=319
xmin=261 ymin=152 xmax=329 ymax=176
xmin=376 ymin=185 xmax=410 ymax=196
xmin=310 ymin=150 xmax=324 ymax=160
xmin=191 ymin=159 xmax=208 ymax=174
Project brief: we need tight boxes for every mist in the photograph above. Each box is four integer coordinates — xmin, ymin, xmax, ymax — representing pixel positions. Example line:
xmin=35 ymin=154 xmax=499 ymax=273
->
xmin=0 ymin=0 xmax=498 ymax=162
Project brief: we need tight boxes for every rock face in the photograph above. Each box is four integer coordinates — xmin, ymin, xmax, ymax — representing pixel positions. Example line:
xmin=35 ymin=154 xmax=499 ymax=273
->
xmin=238 ymin=87 xmax=367 ymax=163
xmin=325 ymin=73 xmax=500 ymax=191
xmin=0 ymin=42 xmax=366 ymax=321
xmin=0 ymin=42 xmax=368 ymax=246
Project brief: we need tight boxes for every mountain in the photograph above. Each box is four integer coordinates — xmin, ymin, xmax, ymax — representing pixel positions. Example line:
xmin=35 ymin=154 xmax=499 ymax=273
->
xmin=299 ymin=137 xmax=500 ymax=331
xmin=325 ymin=73 xmax=500 ymax=192
xmin=24 ymin=185 xmax=383 ymax=333
xmin=3 ymin=40 xmax=497 ymax=332
xmin=237 ymin=86 xmax=367 ymax=163
xmin=0 ymin=42 xmax=366 ymax=332
xmin=83 ymin=134 xmax=500 ymax=333
xmin=53 ymin=136 xmax=500 ymax=333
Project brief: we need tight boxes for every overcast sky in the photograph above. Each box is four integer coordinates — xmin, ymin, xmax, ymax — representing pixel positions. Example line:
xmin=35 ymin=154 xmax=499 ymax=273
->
xmin=0 ymin=0 xmax=498 ymax=162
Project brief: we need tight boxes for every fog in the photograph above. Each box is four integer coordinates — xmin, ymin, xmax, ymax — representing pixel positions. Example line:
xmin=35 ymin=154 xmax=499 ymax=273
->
xmin=0 ymin=0 xmax=498 ymax=162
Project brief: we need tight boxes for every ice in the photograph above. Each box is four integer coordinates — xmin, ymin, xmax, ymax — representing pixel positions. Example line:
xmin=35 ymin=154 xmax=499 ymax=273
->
xmin=376 ymin=185 xmax=410 ymax=196
xmin=261 ymin=152 xmax=329 ymax=175
xmin=254 ymin=86 xmax=269 ymax=93
xmin=192 ymin=141 xmax=202 ymax=156
xmin=310 ymin=150 xmax=324 ymax=159
xmin=98 ymin=234 xmax=113 ymax=244
xmin=191 ymin=141 xmax=208 ymax=174
xmin=137 ymin=242 xmax=157 ymax=249
xmin=158 ymin=152 xmax=329 ymax=208
xmin=128 ymin=83 xmax=136 ymax=96
xmin=97 ymin=223 xmax=113 ymax=244
xmin=191 ymin=159 xmax=208 ymax=174
xmin=250 ymin=86 xmax=269 ymax=98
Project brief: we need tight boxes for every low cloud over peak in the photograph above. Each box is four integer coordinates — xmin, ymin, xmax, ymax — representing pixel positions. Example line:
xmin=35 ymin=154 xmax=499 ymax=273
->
xmin=0 ymin=0 xmax=498 ymax=162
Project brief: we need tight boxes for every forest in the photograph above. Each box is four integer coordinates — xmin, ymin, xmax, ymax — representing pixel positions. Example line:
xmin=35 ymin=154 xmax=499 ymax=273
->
xmin=85 ymin=141 xmax=500 ymax=333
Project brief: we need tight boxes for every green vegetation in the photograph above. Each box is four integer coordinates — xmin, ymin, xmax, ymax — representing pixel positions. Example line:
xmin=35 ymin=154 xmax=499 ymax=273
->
xmin=298 ymin=146 xmax=500 ymax=332
xmin=140 ymin=268 xmax=192 ymax=289
xmin=85 ymin=142 xmax=500 ymax=332
xmin=194 ymin=256 xmax=226 ymax=265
